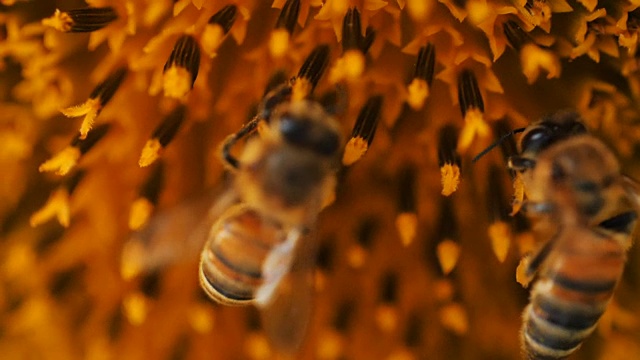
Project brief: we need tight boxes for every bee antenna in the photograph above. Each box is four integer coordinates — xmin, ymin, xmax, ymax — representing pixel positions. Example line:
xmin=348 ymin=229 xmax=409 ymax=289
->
xmin=472 ymin=127 xmax=526 ymax=163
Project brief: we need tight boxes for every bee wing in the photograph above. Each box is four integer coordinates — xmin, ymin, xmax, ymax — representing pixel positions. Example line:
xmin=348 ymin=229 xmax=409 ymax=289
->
xmin=121 ymin=188 xmax=238 ymax=279
xmin=257 ymin=228 xmax=317 ymax=356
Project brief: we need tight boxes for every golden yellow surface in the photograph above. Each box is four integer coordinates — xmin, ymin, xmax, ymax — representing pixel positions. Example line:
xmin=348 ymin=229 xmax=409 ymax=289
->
xmin=2 ymin=1 xmax=640 ymax=360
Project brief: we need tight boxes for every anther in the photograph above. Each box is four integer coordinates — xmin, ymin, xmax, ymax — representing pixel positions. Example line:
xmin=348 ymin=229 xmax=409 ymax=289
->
xmin=434 ymin=197 xmax=460 ymax=275
xmin=438 ymin=124 xmax=461 ymax=196
xmin=292 ymin=44 xmax=331 ymax=100
xmin=457 ymin=69 xmax=489 ymax=153
xmin=486 ymin=165 xmax=512 ymax=262
xmin=375 ymin=271 xmax=399 ymax=333
xmin=407 ymin=43 xmax=436 ymax=110
xmin=61 ymin=67 xmax=126 ymax=139
xmin=42 ymin=7 xmax=118 ymax=33
xmin=342 ymin=95 xmax=383 ymax=166
xmin=163 ymin=35 xmax=201 ymax=99
xmin=29 ymin=170 xmax=86 ymax=228
xmin=139 ymin=106 xmax=187 ymax=167
xmin=269 ymin=0 xmax=301 ymax=58
xmin=202 ymin=5 xmax=238 ymax=57
xmin=503 ymin=20 xmax=531 ymax=51
xmin=39 ymin=124 xmax=110 ymax=176
xmin=395 ymin=164 xmax=418 ymax=247
xmin=129 ymin=163 xmax=164 ymax=230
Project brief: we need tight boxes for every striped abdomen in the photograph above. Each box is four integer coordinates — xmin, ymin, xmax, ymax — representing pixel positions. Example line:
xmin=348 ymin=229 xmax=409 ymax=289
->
xmin=199 ymin=205 xmax=294 ymax=305
xmin=521 ymin=227 xmax=626 ymax=360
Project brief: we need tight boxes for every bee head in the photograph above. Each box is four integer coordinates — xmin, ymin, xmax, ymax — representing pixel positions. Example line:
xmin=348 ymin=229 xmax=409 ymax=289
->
xmin=520 ymin=111 xmax=587 ymax=157
xmin=274 ymin=100 xmax=342 ymax=158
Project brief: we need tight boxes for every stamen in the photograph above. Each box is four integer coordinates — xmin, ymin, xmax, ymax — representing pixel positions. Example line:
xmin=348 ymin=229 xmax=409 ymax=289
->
xmin=395 ymin=164 xmax=418 ymax=247
xmin=292 ymin=44 xmax=331 ymax=101
xmin=139 ymin=106 xmax=187 ymax=167
xmin=503 ymin=20 xmax=531 ymax=51
xmin=458 ymin=69 xmax=484 ymax=114
xmin=42 ymin=7 xmax=118 ymax=33
xmin=61 ymin=67 xmax=126 ymax=139
xmin=342 ymin=95 xmax=383 ymax=166
xmin=202 ymin=5 xmax=238 ymax=57
xmin=438 ymin=125 xmax=461 ymax=196
xmin=39 ymin=124 xmax=110 ymax=175
xmin=457 ymin=69 xmax=489 ymax=153
xmin=342 ymin=8 xmax=375 ymax=53
xmin=329 ymin=8 xmax=375 ymax=82
xmin=30 ymin=188 xmax=70 ymax=228
xmin=269 ymin=0 xmax=301 ymax=58
xmin=407 ymin=43 xmax=436 ymax=110
xmin=486 ymin=165 xmax=512 ymax=262
xmin=434 ymin=198 xmax=460 ymax=275
xmin=347 ymin=216 xmax=378 ymax=268
xmin=208 ymin=5 xmax=238 ymax=34
xmin=375 ymin=271 xmax=399 ymax=333
xmin=163 ymin=35 xmax=201 ymax=99
xmin=129 ymin=163 xmax=164 ymax=230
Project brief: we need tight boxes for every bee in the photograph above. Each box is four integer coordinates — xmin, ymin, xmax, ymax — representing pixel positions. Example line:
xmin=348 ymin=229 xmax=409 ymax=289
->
xmin=122 ymin=44 xmax=342 ymax=354
xmin=505 ymin=111 xmax=640 ymax=359
xmin=199 ymin=89 xmax=343 ymax=307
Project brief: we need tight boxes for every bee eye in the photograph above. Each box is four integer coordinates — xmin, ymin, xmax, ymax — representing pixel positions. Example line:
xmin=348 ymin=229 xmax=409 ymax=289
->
xmin=279 ymin=117 xmax=340 ymax=156
xmin=521 ymin=128 xmax=552 ymax=154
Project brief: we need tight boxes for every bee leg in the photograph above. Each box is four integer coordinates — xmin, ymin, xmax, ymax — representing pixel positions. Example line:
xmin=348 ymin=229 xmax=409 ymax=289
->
xmin=524 ymin=228 xmax=560 ymax=278
xmin=221 ymin=116 xmax=261 ymax=169
xmin=508 ymin=156 xmax=536 ymax=172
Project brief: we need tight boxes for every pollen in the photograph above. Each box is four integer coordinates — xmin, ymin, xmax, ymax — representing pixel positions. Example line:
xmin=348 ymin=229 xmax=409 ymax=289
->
xmin=439 ymin=303 xmax=469 ymax=335
xmin=268 ymin=29 xmax=290 ymax=59
xmin=458 ymin=108 xmax=490 ymax=154
xmin=440 ymin=164 xmax=460 ymax=197
xmin=61 ymin=98 xmax=101 ymax=140
xmin=375 ymin=304 xmax=398 ymax=333
xmin=395 ymin=213 xmax=417 ymax=247
xmin=122 ymin=292 xmax=149 ymax=326
xmin=42 ymin=7 xmax=118 ymax=33
xmin=29 ymin=188 xmax=70 ymax=228
xmin=38 ymin=147 xmax=81 ymax=176
xmin=120 ymin=240 xmax=146 ymax=280
xmin=488 ymin=221 xmax=511 ymax=263
xmin=128 ymin=198 xmax=154 ymax=231
xmin=511 ymin=172 xmax=526 ymax=215
xmin=342 ymin=137 xmax=368 ymax=166
xmin=436 ymin=239 xmax=460 ymax=275
xmin=406 ymin=78 xmax=429 ymax=111
xmin=41 ymin=10 xmax=73 ymax=32
xmin=138 ymin=139 xmax=162 ymax=168
xmin=520 ymin=44 xmax=561 ymax=84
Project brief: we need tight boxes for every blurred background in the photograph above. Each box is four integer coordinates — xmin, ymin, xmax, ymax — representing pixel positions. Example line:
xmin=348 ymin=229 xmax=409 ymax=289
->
xmin=1 ymin=0 xmax=640 ymax=359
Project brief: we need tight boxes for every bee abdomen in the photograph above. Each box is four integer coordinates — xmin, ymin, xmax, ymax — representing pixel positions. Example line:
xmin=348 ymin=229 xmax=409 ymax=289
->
xmin=522 ymin=246 xmax=625 ymax=359
xmin=522 ymin=292 xmax=603 ymax=359
xmin=199 ymin=207 xmax=285 ymax=305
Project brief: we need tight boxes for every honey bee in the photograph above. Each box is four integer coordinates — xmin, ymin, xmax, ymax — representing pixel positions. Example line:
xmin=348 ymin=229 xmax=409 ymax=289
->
xmin=506 ymin=111 xmax=640 ymax=359
xmin=195 ymin=85 xmax=342 ymax=352
xmin=123 ymin=45 xmax=342 ymax=354
xmin=199 ymin=89 xmax=343 ymax=307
